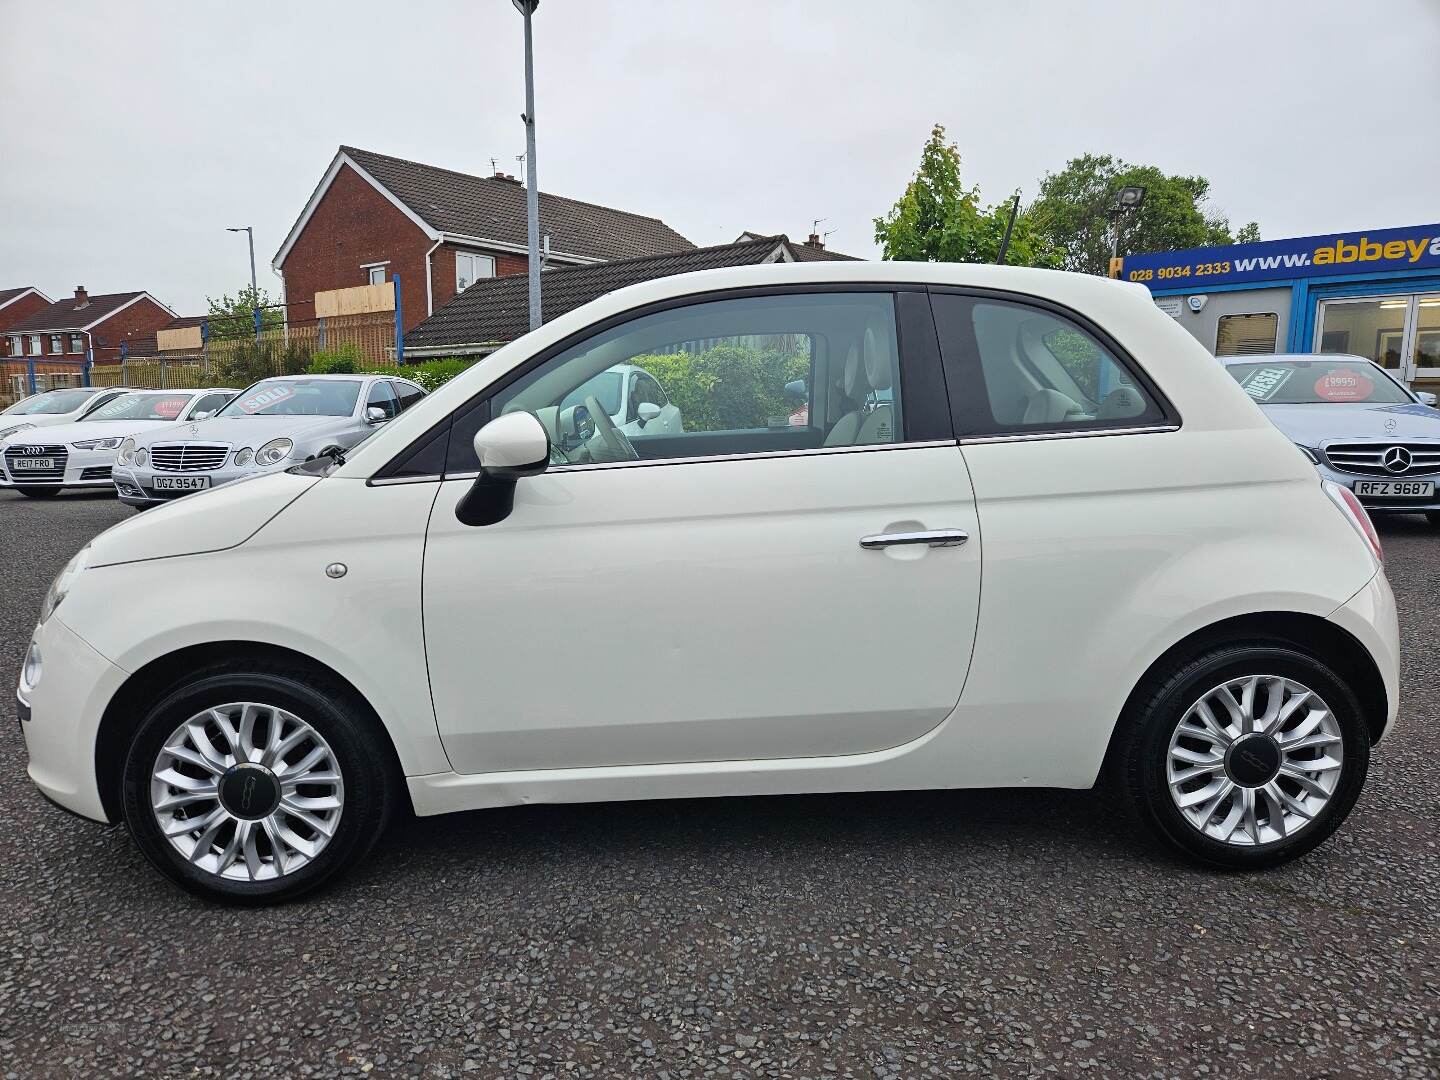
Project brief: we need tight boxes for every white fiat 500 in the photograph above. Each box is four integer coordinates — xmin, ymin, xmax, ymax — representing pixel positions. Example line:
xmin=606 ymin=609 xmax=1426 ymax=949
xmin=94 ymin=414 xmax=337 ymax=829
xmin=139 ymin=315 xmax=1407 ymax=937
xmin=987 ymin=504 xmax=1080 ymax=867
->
xmin=19 ymin=263 xmax=1399 ymax=904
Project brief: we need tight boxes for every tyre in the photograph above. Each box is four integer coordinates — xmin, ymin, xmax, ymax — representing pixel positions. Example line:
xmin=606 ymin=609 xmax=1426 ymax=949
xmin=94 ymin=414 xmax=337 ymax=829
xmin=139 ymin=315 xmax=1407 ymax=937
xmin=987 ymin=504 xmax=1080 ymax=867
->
xmin=1427 ymin=511 xmax=1440 ymax=528
xmin=1115 ymin=642 xmax=1370 ymax=869
xmin=121 ymin=661 xmax=395 ymax=904
xmin=18 ymin=486 xmax=60 ymax=498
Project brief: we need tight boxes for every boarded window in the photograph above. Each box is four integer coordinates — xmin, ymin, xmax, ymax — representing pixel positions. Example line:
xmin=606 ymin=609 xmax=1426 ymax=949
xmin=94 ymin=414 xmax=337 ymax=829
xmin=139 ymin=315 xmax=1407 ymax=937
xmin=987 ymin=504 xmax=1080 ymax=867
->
xmin=1216 ymin=313 xmax=1278 ymax=356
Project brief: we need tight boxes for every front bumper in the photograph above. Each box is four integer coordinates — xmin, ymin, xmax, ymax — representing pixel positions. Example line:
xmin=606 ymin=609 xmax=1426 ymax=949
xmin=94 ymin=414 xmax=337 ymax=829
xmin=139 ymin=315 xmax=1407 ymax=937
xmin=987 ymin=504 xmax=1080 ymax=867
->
xmin=0 ymin=445 xmax=118 ymax=490
xmin=113 ymin=459 xmax=290 ymax=506
xmin=18 ymin=614 xmax=129 ymax=823
xmin=1313 ymin=459 xmax=1440 ymax=514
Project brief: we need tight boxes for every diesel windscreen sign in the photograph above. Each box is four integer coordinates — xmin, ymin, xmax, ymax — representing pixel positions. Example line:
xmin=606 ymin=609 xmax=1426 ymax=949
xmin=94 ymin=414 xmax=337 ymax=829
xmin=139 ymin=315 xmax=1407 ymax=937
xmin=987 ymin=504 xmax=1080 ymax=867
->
xmin=1121 ymin=223 xmax=1440 ymax=288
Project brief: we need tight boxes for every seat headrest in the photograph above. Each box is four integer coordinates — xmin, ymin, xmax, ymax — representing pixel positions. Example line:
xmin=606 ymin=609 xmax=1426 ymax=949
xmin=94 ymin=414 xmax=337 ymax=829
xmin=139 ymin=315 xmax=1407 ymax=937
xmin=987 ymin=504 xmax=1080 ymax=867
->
xmin=842 ymin=342 xmax=869 ymax=399
xmin=862 ymin=326 xmax=892 ymax=392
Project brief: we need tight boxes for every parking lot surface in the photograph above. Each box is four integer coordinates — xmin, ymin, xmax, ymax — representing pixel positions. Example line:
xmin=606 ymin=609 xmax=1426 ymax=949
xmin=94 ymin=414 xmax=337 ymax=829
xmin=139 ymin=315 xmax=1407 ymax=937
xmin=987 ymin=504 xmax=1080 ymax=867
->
xmin=1 ymin=488 xmax=1436 ymax=1078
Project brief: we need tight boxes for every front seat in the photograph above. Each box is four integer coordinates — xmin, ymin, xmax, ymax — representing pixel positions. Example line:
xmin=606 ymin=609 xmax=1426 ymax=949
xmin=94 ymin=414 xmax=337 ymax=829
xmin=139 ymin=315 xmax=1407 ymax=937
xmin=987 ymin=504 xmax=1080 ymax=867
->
xmin=855 ymin=328 xmax=894 ymax=444
xmin=823 ymin=339 xmax=870 ymax=447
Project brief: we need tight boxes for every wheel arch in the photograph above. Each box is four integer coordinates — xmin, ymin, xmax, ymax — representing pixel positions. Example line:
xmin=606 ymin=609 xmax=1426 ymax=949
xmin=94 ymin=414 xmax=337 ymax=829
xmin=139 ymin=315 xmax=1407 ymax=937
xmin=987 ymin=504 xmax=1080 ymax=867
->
xmin=1101 ymin=610 xmax=1390 ymax=783
xmin=94 ymin=640 xmax=411 ymax=824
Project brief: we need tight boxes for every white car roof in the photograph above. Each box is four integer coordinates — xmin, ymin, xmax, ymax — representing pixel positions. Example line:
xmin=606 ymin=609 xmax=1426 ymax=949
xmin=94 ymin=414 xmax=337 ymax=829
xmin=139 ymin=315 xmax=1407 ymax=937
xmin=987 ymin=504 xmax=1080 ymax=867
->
xmin=1216 ymin=353 xmax=1373 ymax=367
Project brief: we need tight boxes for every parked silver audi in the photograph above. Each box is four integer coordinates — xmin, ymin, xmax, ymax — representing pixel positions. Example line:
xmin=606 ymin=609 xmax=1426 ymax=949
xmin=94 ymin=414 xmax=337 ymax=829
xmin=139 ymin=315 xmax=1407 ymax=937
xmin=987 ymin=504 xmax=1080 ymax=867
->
xmin=113 ymin=373 xmax=427 ymax=509
xmin=1222 ymin=353 xmax=1440 ymax=524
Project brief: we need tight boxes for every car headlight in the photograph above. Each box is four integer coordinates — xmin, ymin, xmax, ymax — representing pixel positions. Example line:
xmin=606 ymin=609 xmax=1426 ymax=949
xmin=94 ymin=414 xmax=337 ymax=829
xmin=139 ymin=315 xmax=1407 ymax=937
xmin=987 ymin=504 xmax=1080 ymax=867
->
xmin=134 ymin=447 xmax=149 ymax=468
xmin=255 ymin=438 xmax=293 ymax=466
xmin=39 ymin=545 xmax=90 ymax=625
xmin=233 ymin=446 xmax=254 ymax=467
xmin=117 ymin=437 xmax=136 ymax=464
xmin=73 ymin=436 xmax=124 ymax=451
xmin=21 ymin=639 xmax=42 ymax=693
xmin=0 ymin=422 xmax=37 ymax=441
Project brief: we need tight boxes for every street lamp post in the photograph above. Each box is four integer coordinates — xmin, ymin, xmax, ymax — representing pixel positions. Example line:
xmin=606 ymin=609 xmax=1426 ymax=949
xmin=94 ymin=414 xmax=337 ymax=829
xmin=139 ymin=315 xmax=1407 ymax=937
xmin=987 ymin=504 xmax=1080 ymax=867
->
xmin=226 ymin=226 xmax=260 ymax=339
xmin=512 ymin=0 xmax=542 ymax=332
xmin=1109 ymin=186 xmax=1146 ymax=275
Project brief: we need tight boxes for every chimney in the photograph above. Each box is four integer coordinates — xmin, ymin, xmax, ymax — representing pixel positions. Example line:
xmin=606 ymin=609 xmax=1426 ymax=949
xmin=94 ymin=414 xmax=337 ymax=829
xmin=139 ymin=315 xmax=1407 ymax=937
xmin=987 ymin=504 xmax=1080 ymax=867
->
xmin=805 ymin=233 xmax=824 ymax=249
xmin=74 ymin=285 xmax=89 ymax=308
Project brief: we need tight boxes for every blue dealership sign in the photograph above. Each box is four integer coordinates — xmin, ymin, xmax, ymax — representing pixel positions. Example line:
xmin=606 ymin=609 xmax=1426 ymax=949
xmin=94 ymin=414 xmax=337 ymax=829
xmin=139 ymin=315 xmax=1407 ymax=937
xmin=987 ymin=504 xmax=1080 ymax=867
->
xmin=1121 ymin=223 xmax=1440 ymax=290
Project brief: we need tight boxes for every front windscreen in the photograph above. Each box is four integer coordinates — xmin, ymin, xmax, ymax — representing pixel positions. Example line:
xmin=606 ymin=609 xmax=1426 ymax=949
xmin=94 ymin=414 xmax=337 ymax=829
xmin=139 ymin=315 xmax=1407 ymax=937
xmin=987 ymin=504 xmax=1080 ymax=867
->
xmin=4 ymin=389 xmax=99 ymax=415
xmin=85 ymin=393 xmax=193 ymax=421
xmin=1227 ymin=360 xmax=1413 ymax=405
xmin=219 ymin=379 xmax=361 ymax=417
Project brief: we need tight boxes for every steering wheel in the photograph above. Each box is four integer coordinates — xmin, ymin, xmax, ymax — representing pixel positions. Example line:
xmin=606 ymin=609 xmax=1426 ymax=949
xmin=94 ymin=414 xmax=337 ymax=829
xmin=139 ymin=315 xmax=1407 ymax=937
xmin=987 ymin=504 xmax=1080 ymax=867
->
xmin=585 ymin=395 xmax=639 ymax=462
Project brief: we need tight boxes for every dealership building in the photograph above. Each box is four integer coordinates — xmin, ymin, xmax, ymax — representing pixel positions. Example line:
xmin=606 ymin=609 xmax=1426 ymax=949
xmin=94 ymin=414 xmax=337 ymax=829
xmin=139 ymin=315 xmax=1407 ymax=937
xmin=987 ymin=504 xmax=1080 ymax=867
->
xmin=1118 ymin=222 xmax=1440 ymax=391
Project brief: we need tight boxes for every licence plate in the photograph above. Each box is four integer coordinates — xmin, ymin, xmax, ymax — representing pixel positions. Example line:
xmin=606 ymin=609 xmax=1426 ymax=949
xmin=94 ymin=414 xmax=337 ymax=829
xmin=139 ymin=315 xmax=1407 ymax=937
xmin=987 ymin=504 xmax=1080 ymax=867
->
xmin=1353 ymin=480 xmax=1434 ymax=498
xmin=10 ymin=457 xmax=55 ymax=471
xmin=153 ymin=476 xmax=210 ymax=491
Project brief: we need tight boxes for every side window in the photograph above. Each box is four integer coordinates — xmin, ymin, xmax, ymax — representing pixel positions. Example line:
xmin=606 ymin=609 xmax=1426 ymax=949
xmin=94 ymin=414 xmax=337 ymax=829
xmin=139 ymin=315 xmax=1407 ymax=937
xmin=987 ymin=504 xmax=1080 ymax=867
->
xmin=477 ymin=292 xmax=904 ymax=469
xmin=1215 ymin=312 xmax=1278 ymax=357
xmin=366 ymin=380 xmax=399 ymax=420
xmin=933 ymin=294 xmax=1168 ymax=434
xmin=187 ymin=392 xmax=232 ymax=418
xmin=392 ymin=381 xmax=426 ymax=412
xmin=634 ymin=372 xmax=667 ymax=408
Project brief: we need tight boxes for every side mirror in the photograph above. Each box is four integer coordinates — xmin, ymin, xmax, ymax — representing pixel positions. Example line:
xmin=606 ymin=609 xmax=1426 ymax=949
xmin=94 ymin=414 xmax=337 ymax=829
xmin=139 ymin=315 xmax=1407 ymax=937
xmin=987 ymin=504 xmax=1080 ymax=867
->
xmin=366 ymin=405 xmax=389 ymax=424
xmin=1417 ymin=391 xmax=1437 ymax=407
xmin=636 ymin=401 xmax=662 ymax=427
xmin=456 ymin=411 xmax=551 ymax=526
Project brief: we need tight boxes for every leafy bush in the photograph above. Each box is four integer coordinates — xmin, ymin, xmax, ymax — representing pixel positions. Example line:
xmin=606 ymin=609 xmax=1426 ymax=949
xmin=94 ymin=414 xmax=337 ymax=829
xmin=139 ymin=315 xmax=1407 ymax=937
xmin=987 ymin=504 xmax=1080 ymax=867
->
xmin=398 ymin=358 xmax=475 ymax=392
xmin=634 ymin=345 xmax=808 ymax=432
xmin=212 ymin=338 xmax=311 ymax=386
xmin=308 ymin=344 xmax=365 ymax=375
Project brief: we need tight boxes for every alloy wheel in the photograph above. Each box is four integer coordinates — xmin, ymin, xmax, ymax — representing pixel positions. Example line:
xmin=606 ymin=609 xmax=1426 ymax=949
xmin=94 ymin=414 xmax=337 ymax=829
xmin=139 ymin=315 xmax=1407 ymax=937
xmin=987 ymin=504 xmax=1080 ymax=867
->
xmin=1166 ymin=675 xmax=1344 ymax=846
xmin=150 ymin=702 xmax=345 ymax=881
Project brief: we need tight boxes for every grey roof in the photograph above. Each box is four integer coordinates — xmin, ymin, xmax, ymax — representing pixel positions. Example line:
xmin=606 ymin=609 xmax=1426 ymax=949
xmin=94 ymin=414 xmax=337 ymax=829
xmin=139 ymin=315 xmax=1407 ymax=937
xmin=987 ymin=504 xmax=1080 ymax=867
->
xmin=339 ymin=146 xmax=695 ymax=262
xmin=405 ymin=235 xmax=859 ymax=351
xmin=0 ymin=287 xmax=38 ymax=307
xmin=7 ymin=292 xmax=149 ymax=333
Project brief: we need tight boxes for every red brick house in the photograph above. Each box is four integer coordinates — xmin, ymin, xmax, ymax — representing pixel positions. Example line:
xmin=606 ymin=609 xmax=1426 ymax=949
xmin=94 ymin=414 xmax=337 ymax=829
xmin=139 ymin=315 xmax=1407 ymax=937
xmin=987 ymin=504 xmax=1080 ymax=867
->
xmin=0 ymin=288 xmax=54 ymax=357
xmin=272 ymin=146 xmax=695 ymax=333
xmin=4 ymin=287 xmax=176 ymax=366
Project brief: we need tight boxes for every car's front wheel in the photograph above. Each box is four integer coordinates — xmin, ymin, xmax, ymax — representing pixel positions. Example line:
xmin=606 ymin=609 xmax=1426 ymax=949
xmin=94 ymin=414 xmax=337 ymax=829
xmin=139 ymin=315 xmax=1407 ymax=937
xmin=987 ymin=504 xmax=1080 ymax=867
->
xmin=120 ymin=662 xmax=395 ymax=904
xmin=1116 ymin=642 xmax=1370 ymax=869
xmin=1426 ymin=511 xmax=1440 ymax=528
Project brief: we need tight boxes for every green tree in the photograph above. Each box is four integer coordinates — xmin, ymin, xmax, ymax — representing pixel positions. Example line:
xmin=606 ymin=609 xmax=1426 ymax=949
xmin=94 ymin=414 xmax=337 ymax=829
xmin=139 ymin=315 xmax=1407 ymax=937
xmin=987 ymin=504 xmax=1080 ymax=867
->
xmin=205 ymin=285 xmax=284 ymax=340
xmin=873 ymin=124 xmax=1058 ymax=268
xmin=1027 ymin=153 xmax=1261 ymax=275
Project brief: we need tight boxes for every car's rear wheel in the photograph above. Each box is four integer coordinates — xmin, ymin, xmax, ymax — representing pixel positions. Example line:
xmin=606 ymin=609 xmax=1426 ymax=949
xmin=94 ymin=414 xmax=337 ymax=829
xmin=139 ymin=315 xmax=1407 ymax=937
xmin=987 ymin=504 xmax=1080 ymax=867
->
xmin=18 ymin=486 xmax=60 ymax=498
xmin=1115 ymin=642 xmax=1369 ymax=869
xmin=121 ymin=662 xmax=394 ymax=904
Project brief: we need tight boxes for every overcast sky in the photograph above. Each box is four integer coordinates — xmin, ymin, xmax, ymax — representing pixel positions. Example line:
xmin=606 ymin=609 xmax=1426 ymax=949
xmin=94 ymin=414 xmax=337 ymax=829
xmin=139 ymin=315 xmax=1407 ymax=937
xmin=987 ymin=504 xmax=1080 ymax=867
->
xmin=3 ymin=0 xmax=1437 ymax=315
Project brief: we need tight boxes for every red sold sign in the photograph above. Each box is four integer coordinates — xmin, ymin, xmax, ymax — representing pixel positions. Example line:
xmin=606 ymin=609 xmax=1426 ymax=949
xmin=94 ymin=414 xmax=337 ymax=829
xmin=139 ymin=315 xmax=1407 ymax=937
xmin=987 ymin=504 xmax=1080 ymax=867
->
xmin=1314 ymin=371 xmax=1373 ymax=402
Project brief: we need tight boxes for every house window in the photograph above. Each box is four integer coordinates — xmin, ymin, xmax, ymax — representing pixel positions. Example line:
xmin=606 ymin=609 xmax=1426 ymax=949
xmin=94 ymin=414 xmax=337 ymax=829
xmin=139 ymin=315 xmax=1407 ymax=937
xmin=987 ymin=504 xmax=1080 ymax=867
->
xmin=455 ymin=252 xmax=496 ymax=292
xmin=70 ymin=334 xmax=85 ymax=354
xmin=50 ymin=334 xmax=64 ymax=354
xmin=367 ymin=265 xmax=387 ymax=286
xmin=28 ymin=335 xmax=41 ymax=356
xmin=1216 ymin=313 xmax=1279 ymax=356
xmin=7 ymin=336 xmax=19 ymax=357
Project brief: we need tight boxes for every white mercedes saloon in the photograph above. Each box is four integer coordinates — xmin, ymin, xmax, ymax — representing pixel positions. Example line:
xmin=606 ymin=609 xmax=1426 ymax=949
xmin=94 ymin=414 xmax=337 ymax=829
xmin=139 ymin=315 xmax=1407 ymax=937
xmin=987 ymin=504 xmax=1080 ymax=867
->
xmin=18 ymin=263 xmax=1399 ymax=904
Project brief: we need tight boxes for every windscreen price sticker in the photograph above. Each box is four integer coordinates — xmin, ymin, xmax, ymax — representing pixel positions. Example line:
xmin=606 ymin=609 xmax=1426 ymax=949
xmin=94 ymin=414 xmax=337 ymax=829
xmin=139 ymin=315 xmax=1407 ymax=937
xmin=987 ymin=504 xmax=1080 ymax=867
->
xmin=152 ymin=397 xmax=187 ymax=419
xmin=236 ymin=385 xmax=294 ymax=414
xmin=1239 ymin=367 xmax=1293 ymax=401
xmin=1314 ymin=371 xmax=1373 ymax=402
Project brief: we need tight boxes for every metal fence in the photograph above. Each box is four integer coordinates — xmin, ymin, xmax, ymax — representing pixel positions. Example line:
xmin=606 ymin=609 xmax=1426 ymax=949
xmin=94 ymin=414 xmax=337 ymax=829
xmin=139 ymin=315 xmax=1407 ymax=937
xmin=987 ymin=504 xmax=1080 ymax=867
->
xmin=1 ymin=310 xmax=401 ymax=407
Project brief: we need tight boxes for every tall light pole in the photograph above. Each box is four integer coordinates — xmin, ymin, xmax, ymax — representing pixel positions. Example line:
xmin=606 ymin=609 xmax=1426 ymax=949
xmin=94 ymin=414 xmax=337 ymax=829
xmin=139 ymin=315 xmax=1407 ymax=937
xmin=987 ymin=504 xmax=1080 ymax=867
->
xmin=512 ymin=0 xmax=541 ymax=331
xmin=226 ymin=226 xmax=259 ymax=339
xmin=1108 ymin=186 xmax=1146 ymax=276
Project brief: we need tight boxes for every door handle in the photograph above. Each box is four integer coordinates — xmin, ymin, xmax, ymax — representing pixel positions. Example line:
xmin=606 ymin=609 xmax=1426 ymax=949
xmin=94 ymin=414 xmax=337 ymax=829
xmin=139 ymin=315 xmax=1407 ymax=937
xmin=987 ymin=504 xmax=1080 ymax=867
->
xmin=859 ymin=529 xmax=969 ymax=550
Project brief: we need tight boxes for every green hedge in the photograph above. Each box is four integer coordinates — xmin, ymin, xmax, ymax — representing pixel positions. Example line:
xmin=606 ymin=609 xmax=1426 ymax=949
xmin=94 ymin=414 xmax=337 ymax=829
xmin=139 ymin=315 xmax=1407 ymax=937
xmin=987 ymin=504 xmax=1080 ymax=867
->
xmin=633 ymin=345 xmax=807 ymax=432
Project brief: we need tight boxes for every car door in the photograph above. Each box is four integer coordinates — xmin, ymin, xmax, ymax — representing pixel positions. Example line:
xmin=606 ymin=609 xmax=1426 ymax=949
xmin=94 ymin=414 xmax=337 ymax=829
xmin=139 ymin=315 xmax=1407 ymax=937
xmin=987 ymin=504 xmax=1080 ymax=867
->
xmin=418 ymin=288 xmax=983 ymax=773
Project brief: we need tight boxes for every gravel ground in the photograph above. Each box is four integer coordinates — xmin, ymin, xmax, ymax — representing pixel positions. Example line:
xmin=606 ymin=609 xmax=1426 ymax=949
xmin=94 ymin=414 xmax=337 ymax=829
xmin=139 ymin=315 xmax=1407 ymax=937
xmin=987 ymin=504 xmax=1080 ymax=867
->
xmin=0 ymin=488 xmax=1436 ymax=1079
